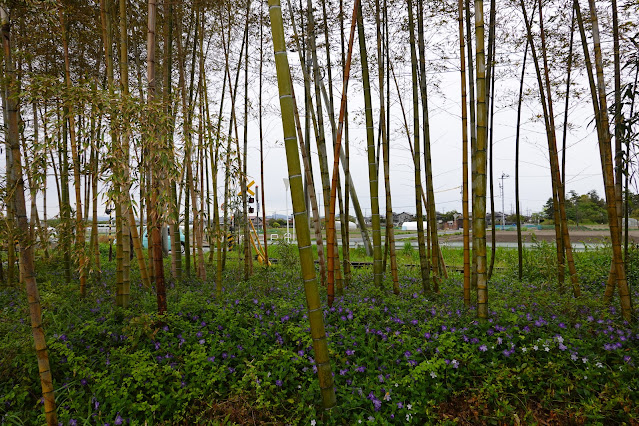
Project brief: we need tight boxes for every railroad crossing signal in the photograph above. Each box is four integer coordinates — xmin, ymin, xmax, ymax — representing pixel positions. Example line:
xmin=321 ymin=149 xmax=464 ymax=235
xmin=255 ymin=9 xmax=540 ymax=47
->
xmin=238 ymin=179 xmax=255 ymax=197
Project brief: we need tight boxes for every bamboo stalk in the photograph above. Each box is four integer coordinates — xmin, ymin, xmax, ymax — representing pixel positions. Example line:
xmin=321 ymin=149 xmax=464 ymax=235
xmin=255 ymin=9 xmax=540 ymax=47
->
xmin=267 ymin=0 xmax=337 ymax=408
xmin=407 ymin=0 xmax=430 ymax=292
xmin=458 ymin=0 xmax=471 ymax=305
xmin=474 ymin=0 xmax=489 ymax=318
xmin=376 ymin=0 xmax=399 ymax=294
xmin=59 ymin=4 xmax=88 ymax=296
xmin=1 ymin=8 xmax=58 ymax=423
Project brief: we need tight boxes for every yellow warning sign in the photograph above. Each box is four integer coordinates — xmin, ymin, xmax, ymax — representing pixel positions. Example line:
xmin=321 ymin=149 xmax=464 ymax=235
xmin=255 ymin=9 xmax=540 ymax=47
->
xmin=238 ymin=179 xmax=255 ymax=196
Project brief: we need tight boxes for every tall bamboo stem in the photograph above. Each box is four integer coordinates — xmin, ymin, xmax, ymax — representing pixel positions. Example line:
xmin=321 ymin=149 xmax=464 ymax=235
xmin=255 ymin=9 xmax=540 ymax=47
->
xmin=267 ymin=0 xmax=336 ymax=408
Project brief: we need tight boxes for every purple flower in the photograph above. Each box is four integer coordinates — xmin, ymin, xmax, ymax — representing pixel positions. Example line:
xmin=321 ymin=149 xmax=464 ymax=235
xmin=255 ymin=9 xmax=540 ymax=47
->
xmin=199 ymin=339 xmax=205 ymax=345
xmin=479 ymin=345 xmax=488 ymax=352
xmin=367 ymin=392 xmax=382 ymax=411
xmin=69 ymin=420 xmax=77 ymax=426
xmin=624 ymin=355 xmax=632 ymax=363
xmin=276 ymin=380 xmax=283 ymax=386
xmin=114 ymin=414 xmax=123 ymax=425
xmin=208 ymin=356 xmax=215 ymax=362
xmin=346 ymin=349 xmax=355 ymax=356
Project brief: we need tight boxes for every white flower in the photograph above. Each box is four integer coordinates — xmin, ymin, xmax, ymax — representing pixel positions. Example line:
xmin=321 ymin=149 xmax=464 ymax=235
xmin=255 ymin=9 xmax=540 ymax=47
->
xmin=407 ymin=404 xmax=412 ymax=410
xmin=384 ymin=392 xmax=391 ymax=401
xmin=406 ymin=413 xmax=412 ymax=421
xmin=571 ymin=354 xmax=577 ymax=361
xmin=584 ymin=376 xmax=588 ymax=380
xmin=521 ymin=347 xmax=527 ymax=353
xmin=596 ymin=362 xmax=603 ymax=368
xmin=582 ymin=357 xmax=588 ymax=364
xmin=533 ymin=345 xmax=538 ymax=351
xmin=394 ymin=383 xmax=399 ymax=387
xmin=430 ymin=371 xmax=437 ymax=378
xmin=544 ymin=346 xmax=550 ymax=352
xmin=557 ymin=336 xmax=564 ymax=343
xmin=311 ymin=420 xmax=316 ymax=426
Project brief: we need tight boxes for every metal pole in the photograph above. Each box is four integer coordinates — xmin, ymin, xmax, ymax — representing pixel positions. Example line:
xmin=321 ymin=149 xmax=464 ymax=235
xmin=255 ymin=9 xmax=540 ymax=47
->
xmin=283 ymin=178 xmax=290 ymax=241
xmin=500 ymin=173 xmax=509 ymax=230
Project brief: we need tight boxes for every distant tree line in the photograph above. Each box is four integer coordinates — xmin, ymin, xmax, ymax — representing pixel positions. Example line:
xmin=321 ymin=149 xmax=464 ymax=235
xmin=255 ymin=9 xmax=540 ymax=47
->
xmin=543 ymin=190 xmax=639 ymax=225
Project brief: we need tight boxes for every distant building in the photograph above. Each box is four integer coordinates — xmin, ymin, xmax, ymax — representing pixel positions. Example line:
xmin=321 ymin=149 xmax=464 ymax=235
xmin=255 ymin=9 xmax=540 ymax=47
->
xmin=392 ymin=212 xmax=414 ymax=226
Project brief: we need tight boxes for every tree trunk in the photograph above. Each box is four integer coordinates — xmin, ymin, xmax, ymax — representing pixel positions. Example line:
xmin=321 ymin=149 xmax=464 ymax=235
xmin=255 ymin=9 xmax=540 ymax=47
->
xmin=2 ymin=9 xmax=58 ymax=423
xmin=376 ymin=0 xmax=399 ymax=294
xmin=357 ymin=1 xmax=383 ymax=288
xmin=473 ymin=0 xmax=489 ymax=318
xmin=465 ymin=0 xmax=478 ymax=294
xmin=515 ymin=36 xmax=529 ymax=282
xmin=575 ymin=0 xmax=632 ymax=320
xmin=417 ymin=0 xmax=441 ymax=291
xmin=242 ymin=1 xmax=253 ymax=280
xmin=147 ymin=0 xmax=167 ymax=314
xmin=522 ymin=0 xmax=581 ymax=296
xmin=59 ymin=6 xmax=88 ymax=296
xmin=407 ymin=0 xmax=430 ymax=292
xmin=266 ymin=0 xmax=336 ymax=409
xmin=324 ymin=0 xmax=358 ymax=302
xmin=259 ymin=3 xmax=269 ymax=268
xmin=458 ymin=0 xmax=471 ymax=305
xmin=118 ymin=0 xmax=131 ymax=306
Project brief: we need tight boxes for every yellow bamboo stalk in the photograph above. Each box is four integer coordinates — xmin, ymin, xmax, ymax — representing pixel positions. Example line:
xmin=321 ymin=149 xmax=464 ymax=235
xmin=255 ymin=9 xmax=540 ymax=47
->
xmin=267 ymin=0 xmax=336 ymax=408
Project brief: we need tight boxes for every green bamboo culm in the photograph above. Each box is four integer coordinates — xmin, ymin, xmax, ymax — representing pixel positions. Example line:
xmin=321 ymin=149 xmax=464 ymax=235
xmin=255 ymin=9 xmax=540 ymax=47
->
xmin=266 ymin=0 xmax=337 ymax=409
xmin=474 ymin=0 xmax=489 ymax=319
xmin=357 ymin=1 xmax=383 ymax=288
xmin=407 ymin=0 xmax=430 ymax=292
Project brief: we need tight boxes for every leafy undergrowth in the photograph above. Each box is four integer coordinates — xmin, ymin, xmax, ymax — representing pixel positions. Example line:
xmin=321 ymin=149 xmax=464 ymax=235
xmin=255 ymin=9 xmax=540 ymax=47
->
xmin=1 ymin=246 xmax=638 ymax=425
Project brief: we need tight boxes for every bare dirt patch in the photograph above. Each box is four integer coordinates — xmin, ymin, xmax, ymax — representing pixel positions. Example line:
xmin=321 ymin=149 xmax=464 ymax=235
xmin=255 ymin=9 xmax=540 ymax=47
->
xmin=440 ymin=229 xmax=639 ymax=244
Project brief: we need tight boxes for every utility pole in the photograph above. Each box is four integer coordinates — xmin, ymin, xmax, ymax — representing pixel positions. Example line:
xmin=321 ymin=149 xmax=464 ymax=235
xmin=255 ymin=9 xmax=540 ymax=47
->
xmin=499 ymin=173 xmax=510 ymax=229
xmin=283 ymin=178 xmax=290 ymax=242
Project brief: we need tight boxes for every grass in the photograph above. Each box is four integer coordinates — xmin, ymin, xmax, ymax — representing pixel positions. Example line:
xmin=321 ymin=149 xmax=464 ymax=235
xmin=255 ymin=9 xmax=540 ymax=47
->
xmin=1 ymin=242 xmax=638 ymax=425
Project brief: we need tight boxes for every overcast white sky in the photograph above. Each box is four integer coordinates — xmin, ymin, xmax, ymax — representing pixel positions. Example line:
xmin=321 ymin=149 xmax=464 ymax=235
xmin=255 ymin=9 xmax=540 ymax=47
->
xmin=1 ymin=3 xmax=616 ymax=223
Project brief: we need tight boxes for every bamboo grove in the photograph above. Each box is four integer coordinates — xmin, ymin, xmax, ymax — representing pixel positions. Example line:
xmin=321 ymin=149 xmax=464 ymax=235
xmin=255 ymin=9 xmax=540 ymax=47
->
xmin=1 ymin=0 xmax=638 ymax=418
